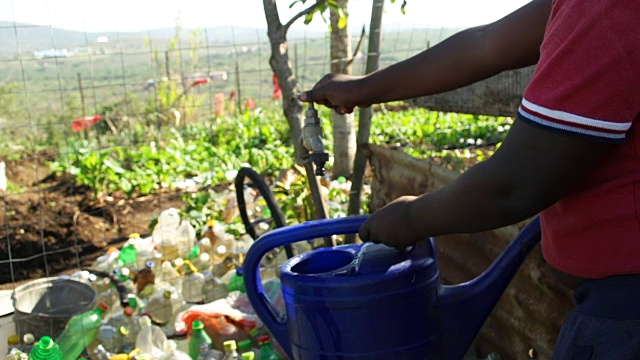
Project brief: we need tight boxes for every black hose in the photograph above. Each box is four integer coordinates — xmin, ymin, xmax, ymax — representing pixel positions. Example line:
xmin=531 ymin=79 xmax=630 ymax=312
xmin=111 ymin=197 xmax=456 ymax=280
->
xmin=234 ymin=166 xmax=294 ymax=258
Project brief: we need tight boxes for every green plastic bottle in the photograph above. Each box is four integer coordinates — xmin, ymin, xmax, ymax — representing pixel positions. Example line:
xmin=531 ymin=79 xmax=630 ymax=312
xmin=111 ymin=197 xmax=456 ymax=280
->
xmin=56 ymin=302 xmax=109 ymax=360
xmin=228 ymin=267 xmax=246 ymax=293
xmin=29 ymin=336 xmax=62 ymax=360
xmin=118 ymin=243 xmax=138 ymax=267
xmin=257 ymin=336 xmax=282 ymax=360
xmin=189 ymin=320 xmax=213 ymax=359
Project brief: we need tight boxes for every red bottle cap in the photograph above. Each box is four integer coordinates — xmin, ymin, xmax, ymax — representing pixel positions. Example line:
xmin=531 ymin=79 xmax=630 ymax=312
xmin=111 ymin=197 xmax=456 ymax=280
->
xmin=97 ymin=302 xmax=109 ymax=313
xmin=124 ymin=306 xmax=134 ymax=317
xmin=258 ymin=335 xmax=271 ymax=345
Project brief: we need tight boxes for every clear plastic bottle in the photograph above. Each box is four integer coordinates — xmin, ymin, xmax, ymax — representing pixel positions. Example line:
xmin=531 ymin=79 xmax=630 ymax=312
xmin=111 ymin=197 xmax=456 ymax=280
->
xmin=160 ymin=340 xmax=191 ymax=360
xmin=55 ymin=302 xmax=108 ymax=360
xmin=202 ymin=271 xmax=230 ymax=303
xmin=157 ymin=260 xmax=182 ymax=288
xmin=28 ymin=336 xmax=62 ymax=360
xmin=189 ymin=320 xmax=213 ymax=359
xmin=145 ymin=290 xmax=174 ymax=326
xmin=96 ymin=283 xmax=123 ymax=318
xmin=135 ymin=316 xmax=167 ymax=359
xmin=181 ymin=261 xmax=205 ymax=303
xmin=221 ymin=340 xmax=240 ymax=360
xmin=93 ymin=325 xmax=120 ymax=354
xmin=197 ymin=344 xmax=224 ymax=360
xmin=107 ymin=306 xmax=140 ymax=351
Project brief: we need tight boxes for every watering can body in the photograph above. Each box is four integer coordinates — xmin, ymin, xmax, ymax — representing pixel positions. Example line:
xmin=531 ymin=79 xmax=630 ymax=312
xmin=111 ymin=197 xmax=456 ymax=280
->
xmin=243 ymin=216 xmax=541 ymax=360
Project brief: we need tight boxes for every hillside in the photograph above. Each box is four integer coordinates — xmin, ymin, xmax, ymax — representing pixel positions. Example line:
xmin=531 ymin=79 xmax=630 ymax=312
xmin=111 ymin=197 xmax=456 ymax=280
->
xmin=0 ymin=21 xmax=327 ymax=57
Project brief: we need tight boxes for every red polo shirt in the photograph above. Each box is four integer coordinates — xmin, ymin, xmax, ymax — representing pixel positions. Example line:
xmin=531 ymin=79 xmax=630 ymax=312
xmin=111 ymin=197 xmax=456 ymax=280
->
xmin=517 ymin=0 xmax=640 ymax=278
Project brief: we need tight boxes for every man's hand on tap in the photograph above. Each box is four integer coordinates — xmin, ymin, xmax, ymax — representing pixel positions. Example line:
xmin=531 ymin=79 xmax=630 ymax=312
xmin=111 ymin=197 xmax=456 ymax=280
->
xmin=299 ymin=74 xmax=372 ymax=114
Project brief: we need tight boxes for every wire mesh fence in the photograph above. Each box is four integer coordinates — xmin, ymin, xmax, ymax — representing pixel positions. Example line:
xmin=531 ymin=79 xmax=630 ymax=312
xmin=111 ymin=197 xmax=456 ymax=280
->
xmin=0 ymin=10 xmax=463 ymax=295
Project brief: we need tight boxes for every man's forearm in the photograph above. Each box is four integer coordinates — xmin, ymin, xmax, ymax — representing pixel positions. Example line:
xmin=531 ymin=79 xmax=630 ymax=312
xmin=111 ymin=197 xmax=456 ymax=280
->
xmin=359 ymin=0 xmax=551 ymax=104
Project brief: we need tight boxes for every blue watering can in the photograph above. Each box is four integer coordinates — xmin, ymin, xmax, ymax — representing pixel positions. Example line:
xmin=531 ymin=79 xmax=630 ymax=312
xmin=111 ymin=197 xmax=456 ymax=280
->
xmin=244 ymin=215 xmax=541 ymax=360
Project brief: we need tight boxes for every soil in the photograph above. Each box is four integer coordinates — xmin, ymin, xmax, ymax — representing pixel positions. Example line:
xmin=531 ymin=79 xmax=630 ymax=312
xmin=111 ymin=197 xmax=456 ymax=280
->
xmin=0 ymin=150 xmax=185 ymax=289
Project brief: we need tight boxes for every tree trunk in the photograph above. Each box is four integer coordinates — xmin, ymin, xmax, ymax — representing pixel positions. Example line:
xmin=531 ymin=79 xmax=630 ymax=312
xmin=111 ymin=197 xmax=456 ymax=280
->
xmin=329 ymin=0 xmax=356 ymax=178
xmin=345 ymin=0 xmax=385 ymax=243
xmin=263 ymin=0 xmax=305 ymax=165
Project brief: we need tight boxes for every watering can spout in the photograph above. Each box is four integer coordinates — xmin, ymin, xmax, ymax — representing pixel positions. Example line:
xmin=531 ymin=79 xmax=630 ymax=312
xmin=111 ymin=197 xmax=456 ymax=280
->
xmin=439 ymin=217 xmax=541 ymax=360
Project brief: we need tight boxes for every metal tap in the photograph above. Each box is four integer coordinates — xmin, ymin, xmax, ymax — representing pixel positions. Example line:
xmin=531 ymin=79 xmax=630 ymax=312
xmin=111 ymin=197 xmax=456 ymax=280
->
xmin=301 ymin=102 xmax=329 ymax=176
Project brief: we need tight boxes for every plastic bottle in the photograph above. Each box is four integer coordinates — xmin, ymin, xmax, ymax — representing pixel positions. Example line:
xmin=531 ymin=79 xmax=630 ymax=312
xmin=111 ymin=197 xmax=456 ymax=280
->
xmin=55 ymin=302 xmax=108 ymax=360
xmin=221 ymin=340 xmax=240 ymax=360
xmin=135 ymin=316 xmax=167 ymax=359
xmin=28 ymin=336 xmax=62 ymax=360
xmin=197 ymin=344 xmax=223 ymax=360
xmin=189 ymin=320 xmax=213 ymax=360
xmin=241 ymin=352 xmax=255 ymax=360
xmin=118 ymin=235 xmax=139 ymax=267
xmin=93 ymin=325 xmax=120 ymax=354
xmin=181 ymin=261 xmax=205 ymax=303
xmin=134 ymin=262 xmax=156 ymax=295
xmin=160 ymin=340 xmax=191 ymax=360
xmin=157 ymin=260 xmax=182 ymax=288
xmin=257 ymin=337 xmax=282 ymax=360
xmin=145 ymin=290 xmax=174 ymax=326
xmin=223 ymin=267 xmax=246 ymax=293
xmin=96 ymin=284 xmax=123 ymax=317
xmin=107 ymin=306 xmax=140 ymax=351
xmin=202 ymin=271 xmax=230 ymax=303
xmin=237 ymin=339 xmax=259 ymax=358
xmin=152 ymin=208 xmax=196 ymax=260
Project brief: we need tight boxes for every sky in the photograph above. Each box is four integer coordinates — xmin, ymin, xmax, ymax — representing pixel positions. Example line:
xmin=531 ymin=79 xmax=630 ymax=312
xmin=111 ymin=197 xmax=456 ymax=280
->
xmin=0 ymin=0 xmax=532 ymax=33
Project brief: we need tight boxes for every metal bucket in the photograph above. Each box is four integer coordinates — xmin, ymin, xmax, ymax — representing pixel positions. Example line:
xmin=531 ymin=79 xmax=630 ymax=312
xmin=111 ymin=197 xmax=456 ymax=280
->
xmin=11 ymin=277 xmax=97 ymax=340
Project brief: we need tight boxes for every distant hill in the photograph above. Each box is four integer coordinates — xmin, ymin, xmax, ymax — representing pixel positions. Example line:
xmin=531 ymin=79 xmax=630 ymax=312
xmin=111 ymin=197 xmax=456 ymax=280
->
xmin=0 ymin=21 xmax=325 ymax=57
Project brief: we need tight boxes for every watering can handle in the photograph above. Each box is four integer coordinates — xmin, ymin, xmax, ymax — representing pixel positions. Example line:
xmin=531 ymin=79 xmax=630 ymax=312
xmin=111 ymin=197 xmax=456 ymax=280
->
xmin=243 ymin=215 xmax=368 ymax=356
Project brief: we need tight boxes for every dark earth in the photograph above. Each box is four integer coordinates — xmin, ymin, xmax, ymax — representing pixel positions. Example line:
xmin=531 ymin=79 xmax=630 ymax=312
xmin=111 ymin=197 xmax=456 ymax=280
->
xmin=0 ymin=150 xmax=185 ymax=289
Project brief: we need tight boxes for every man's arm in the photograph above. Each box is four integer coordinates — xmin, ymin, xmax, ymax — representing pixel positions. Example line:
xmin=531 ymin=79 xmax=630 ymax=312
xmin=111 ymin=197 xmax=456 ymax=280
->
xmin=359 ymin=120 xmax=615 ymax=247
xmin=301 ymin=0 xmax=551 ymax=112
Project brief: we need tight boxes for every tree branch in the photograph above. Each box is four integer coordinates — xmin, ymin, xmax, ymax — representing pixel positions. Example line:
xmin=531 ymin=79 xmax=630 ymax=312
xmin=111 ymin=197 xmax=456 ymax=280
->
xmin=284 ymin=0 xmax=328 ymax=32
xmin=346 ymin=25 xmax=367 ymax=67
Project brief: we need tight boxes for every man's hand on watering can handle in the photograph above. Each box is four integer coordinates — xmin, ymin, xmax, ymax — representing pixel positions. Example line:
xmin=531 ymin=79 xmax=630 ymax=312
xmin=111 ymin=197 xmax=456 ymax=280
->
xmin=359 ymin=196 xmax=427 ymax=250
xmin=299 ymin=73 xmax=372 ymax=114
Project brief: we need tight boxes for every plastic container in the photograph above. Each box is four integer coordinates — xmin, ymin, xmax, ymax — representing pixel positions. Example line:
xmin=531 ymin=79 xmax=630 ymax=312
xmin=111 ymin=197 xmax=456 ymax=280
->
xmin=93 ymin=325 xmax=120 ymax=354
xmin=160 ymin=340 xmax=191 ymax=360
xmin=152 ymin=208 xmax=196 ymax=259
xmin=145 ymin=290 xmax=174 ymax=326
xmin=202 ymin=272 xmax=229 ymax=304
xmin=189 ymin=321 xmax=213 ymax=359
xmin=12 ymin=277 xmax=97 ymax=340
xmin=180 ymin=261 xmax=205 ymax=303
xmin=28 ymin=336 xmax=62 ymax=360
xmin=257 ymin=337 xmax=282 ymax=360
xmin=55 ymin=302 xmax=108 ymax=360
xmin=221 ymin=340 xmax=240 ymax=360
xmin=224 ymin=267 xmax=246 ymax=293
xmin=107 ymin=307 xmax=139 ymax=351
xmin=157 ymin=261 xmax=182 ymax=288
xmin=118 ymin=241 xmax=138 ymax=267
xmin=135 ymin=316 xmax=167 ymax=358
xmin=134 ymin=265 xmax=155 ymax=295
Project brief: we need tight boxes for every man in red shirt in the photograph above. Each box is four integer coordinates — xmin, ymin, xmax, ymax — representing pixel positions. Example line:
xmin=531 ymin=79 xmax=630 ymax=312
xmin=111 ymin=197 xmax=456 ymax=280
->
xmin=301 ymin=0 xmax=640 ymax=358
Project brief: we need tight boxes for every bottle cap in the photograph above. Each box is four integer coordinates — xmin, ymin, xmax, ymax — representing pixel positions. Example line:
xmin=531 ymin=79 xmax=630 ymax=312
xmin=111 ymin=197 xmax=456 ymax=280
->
xmin=118 ymin=326 xmax=130 ymax=337
xmin=242 ymin=352 xmax=255 ymax=360
xmin=189 ymin=246 xmax=200 ymax=258
xmin=237 ymin=339 xmax=252 ymax=350
xmin=97 ymin=301 xmax=110 ymax=313
xmin=258 ymin=335 xmax=271 ymax=345
xmin=206 ymin=219 xmax=215 ymax=227
xmin=129 ymin=233 xmax=141 ymax=239
xmin=236 ymin=266 xmax=243 ymax=276
xmin=23 ymin=333 xmax=35 ymax=345
xmin=163 ymin=290 xmax=172 ymax=299
xmin=192 ymin=320 xmax=204 ymax=330
xmin=38 ymin=336 xmax=54 ymax=350
xmin=337 ymin=176 xmax=347 ymax=184
xmin=7 ymin=334 xmax=19 ymax=345
xmin=223 ymin=340 xmax=237 ymax=351
xmin=124 ymin=306 xmax=135 ymax=317
xmin=127 ymin=295 xmax=138 ymax=309
xmin=145 ymin=260 xmax=155 ymax=269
